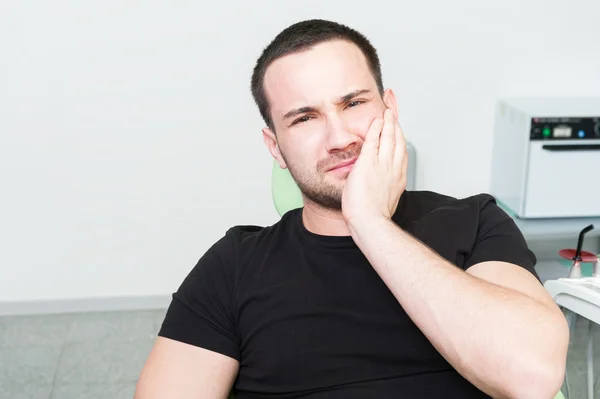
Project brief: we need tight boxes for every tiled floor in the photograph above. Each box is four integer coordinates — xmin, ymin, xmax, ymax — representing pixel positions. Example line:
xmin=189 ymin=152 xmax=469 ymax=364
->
xmin=0 ymin=307 xmax=597 ymax=398
xmin=0 ymin=309 xmax=165 ymax=399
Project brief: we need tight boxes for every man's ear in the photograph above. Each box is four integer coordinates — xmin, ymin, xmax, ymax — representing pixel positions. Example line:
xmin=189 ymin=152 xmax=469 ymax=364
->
xmin=382 ymin=88 xmax=399 ymax=120
xmin=262 ymin=127 xmax=287 ymax=169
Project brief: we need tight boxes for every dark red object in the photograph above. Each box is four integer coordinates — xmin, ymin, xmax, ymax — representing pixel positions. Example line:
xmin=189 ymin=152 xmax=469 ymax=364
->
xmin=559 ymin=249 xmax=599 ymax=263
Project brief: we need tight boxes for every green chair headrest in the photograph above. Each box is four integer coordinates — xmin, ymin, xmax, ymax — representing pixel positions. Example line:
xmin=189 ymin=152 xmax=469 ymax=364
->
xmin=271 ymin=160 xmax=303 ymax=217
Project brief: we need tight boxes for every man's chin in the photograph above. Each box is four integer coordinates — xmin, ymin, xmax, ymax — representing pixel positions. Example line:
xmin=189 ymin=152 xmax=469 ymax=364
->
xmin=323 ymin=172 xmax=349 ymax=184
xmin=306 ymin=196 xmax=343 ymax=211
xmin=297 ymin=185 xmax=343 ymax=211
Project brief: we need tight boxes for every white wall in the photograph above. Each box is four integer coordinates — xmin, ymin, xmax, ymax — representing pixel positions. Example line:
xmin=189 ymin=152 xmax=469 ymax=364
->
xmin=1 ymin=0 xmax=599 ymax=304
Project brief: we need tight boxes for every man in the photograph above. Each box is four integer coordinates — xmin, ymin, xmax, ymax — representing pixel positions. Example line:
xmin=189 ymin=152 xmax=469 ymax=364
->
xmin=136 ymin=19 xmax=569 ymax=398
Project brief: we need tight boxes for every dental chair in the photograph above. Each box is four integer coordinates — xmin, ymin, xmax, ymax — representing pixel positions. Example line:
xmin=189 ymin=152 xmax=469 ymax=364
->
xmin=230 ymin=143 xmax=565 ymax=398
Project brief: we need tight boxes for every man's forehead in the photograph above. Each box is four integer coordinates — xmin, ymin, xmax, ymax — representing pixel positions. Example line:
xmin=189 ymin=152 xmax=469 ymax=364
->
xmin=263 ymin=41 xmax=374 ymax=115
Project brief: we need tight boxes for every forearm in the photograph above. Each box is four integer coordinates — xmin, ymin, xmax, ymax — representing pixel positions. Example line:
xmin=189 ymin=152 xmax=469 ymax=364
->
xmin=349 ymin=217 xmax=567 ymax=398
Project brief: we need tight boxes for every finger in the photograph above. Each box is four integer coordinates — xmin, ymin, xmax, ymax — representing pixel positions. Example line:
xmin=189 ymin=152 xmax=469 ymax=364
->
xmin=394 ymin=119 xmax=407 ymax=165
xmin=401 ymin=148 xmax=409 ymax=185
xmin=378 ymin=108 xmax=396 ymax=165
xmin=362 ymin=117 xmax=384 ymax=156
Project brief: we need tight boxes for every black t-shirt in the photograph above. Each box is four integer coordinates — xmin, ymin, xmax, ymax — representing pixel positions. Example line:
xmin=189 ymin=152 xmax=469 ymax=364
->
xmin=159 ymin=191 xmax=539 ymax=398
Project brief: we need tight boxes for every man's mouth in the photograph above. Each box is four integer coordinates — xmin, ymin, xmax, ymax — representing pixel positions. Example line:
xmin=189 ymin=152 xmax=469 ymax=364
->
xmin=327 ymin=158 xmax=357 ymax=172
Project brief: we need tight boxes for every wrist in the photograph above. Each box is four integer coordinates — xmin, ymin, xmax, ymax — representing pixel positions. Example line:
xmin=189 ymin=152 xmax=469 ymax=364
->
xmin=347 ymin=214 xmax=393 ymax=238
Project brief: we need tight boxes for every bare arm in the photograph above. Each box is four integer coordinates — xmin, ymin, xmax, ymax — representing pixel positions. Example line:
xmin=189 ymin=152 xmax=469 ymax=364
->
xmin=349 ymin=217 xmax=569 ymax=399
xmin=340 ymin=107 xmax=568 ymax=398
xmin=135 ymin=337 xmax=239 ymax=399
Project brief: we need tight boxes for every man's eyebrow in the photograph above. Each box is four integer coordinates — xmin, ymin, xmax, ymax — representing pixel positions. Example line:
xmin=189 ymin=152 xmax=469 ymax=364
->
xmin=282 ymin=89 xmax=372 ymax=121
xmin=283 ymin=106 xmax=318 ymax=120
xmin=335 ymin=89 xmax=372 ymax=104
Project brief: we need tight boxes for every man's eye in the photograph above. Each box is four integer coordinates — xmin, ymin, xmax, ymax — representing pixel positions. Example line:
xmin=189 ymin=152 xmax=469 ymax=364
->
xmin=292 ymin=116 xmax=312 ymax=125
xmin=347 ymin=100 xmax=364 ymax=108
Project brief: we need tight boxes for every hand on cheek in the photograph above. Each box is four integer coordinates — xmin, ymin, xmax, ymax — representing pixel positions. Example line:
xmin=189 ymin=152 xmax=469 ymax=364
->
xmin=342 ymin=108 xmax=408 ymax=227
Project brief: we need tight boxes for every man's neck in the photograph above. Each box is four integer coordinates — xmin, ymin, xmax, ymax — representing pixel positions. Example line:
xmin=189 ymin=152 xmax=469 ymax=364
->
xmin=301 ymin=200 xmax=351 ymax=237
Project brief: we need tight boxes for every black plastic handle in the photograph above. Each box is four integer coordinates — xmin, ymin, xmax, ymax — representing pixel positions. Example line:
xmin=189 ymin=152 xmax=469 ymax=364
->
xmin=576 ymin=224 xmax=595 ymax=259
xmin=542 ymin=144 xmax=600 ymax=151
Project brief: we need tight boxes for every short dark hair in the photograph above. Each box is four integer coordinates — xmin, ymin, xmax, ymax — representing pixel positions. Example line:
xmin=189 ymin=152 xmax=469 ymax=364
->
xmin=250 ymin=19 xmax=384 ymax=131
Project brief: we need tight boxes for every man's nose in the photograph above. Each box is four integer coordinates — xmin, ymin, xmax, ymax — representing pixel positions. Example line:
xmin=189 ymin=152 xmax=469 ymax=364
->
xmin=324 ymin=117 xmax=357 ymax=153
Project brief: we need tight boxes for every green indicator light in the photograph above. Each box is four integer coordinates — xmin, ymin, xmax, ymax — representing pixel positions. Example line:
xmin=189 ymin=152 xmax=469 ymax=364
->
xmin=543 ymin=127 xmax=551 ymax=137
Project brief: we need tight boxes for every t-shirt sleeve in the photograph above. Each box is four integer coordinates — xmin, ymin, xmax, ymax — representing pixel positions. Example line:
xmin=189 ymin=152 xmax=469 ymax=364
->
xmin=462 ymin=194 xmax=540 ymax=283
xmin=158 ymin=228 xmax=240 ymax=360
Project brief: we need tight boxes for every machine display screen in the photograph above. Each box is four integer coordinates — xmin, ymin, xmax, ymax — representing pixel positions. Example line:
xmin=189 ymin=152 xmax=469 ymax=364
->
xmin=553 ymin=126 xmax=572 ymax=137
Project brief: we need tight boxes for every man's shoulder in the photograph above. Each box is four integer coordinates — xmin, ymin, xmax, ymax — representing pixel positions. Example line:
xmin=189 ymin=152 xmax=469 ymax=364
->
xmin=399 ymin=190 xmax=496 ymax=213
xmin=397 ymin=191 xmax=520 ymax=267
xmin=396 ymin=190 xmax=503 ymax=227
xmin=217 ymin=208 xmax=299 ymax=256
